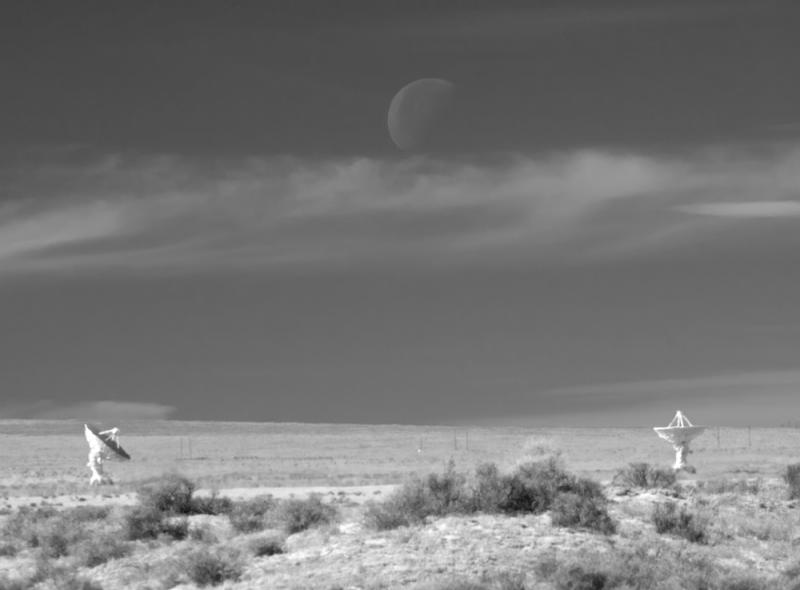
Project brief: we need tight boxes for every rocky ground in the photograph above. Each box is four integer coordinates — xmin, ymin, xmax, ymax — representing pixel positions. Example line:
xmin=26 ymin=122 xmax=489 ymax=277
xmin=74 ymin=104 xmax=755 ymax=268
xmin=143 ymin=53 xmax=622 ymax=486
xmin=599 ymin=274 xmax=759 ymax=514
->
xmin=3 ymin=480 xmax=798 ymax=590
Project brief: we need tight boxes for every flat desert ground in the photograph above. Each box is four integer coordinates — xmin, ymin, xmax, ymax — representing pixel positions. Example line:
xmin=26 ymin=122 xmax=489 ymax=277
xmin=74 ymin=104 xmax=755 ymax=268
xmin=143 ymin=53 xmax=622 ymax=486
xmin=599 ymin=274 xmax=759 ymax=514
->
xmin=1 ymin=420 xmax=799 ymax=589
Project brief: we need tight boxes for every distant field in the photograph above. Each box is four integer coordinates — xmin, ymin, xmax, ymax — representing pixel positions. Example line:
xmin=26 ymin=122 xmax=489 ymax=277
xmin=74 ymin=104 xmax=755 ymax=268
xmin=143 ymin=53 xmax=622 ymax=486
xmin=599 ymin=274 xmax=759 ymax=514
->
xmin=1 ymin=420 xmax=799 ymax=496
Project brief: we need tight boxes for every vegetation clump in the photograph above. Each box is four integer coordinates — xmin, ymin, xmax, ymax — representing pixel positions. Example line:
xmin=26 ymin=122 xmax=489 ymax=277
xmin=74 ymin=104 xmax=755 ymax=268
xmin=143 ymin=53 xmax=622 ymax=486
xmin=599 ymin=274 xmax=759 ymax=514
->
xmin=550 ymin=491 xmax=617 ymax=535
xmin=365 ymin=458 xmax=615 ymax=534
xmin=698 ymin=478 xmax=763 ymax=495
xmin=652 ymin=501 xmax=708 ymax=544
xmin=278 ymin=494 xmax=338 ymax=534
xmin=124 ymin=505 xmax=188 ymax=541
xmin=0 ymin=505 xmax=112 ymax=559
xmin=784 ymin=463 xmax=800 ymax=500
xmin=250 ymin=535 xmax=286 ymax=557
xmin=228 ymin=496 xmax=278 ymax=533
xmin=612 ymin=462 xmax=676 ymax=489
xmin=182 ymin=546 xmax=244 ymax=587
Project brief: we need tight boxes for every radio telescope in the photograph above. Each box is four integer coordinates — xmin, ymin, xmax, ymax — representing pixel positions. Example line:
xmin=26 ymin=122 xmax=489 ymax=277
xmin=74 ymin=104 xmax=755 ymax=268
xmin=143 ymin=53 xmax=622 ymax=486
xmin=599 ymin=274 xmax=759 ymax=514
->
xmin=653 ymin=411 xmax=706 ymax=471
xmin=84 ymin=424 xmax=131 ymax=485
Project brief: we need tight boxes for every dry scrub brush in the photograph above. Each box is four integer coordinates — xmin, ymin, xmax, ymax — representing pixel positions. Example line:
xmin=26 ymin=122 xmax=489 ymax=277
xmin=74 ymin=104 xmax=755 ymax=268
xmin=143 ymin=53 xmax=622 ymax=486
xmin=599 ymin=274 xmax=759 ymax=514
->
xmin=612 ymin=462 xmax=676 ymax=489
xmin=364 ymin=458 xmax=616 ymax=534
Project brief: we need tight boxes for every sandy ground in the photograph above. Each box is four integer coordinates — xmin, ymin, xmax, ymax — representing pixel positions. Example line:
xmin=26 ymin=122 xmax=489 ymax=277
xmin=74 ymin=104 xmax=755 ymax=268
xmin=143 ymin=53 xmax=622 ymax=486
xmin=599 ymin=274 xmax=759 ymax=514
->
xmin=1 ymin=484 xmax=399 ymax=511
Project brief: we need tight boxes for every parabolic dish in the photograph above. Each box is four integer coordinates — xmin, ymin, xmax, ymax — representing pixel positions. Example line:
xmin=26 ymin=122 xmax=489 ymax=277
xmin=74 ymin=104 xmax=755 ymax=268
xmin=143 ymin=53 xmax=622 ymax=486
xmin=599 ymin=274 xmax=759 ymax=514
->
xmin=85 ymin=424 xmax=131 ymax=460
xmin=653 ymin=425 xmax=707 ymax=445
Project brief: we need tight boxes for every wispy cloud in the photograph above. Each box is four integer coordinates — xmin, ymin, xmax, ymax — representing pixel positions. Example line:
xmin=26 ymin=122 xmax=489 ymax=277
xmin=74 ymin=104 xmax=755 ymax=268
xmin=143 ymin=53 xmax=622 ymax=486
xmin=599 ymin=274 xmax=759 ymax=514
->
xmin=1 ymin=144 xmax=799 ymax=275
xmin=676 ymin=200 xmax=800 ymax=218
xmin=0 ymin=400 xmax=176 ymax=421
xmin=526 ymin=370 xmax=800 ymax=427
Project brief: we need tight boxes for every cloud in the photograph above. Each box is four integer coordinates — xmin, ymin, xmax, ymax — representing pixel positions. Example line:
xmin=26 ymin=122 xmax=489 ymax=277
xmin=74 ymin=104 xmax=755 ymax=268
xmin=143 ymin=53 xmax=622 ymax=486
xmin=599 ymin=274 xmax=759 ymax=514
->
xmin=1 ymin=144 xmax=799 ymax=275
xmin=677 ymin=200 xmax=800 ymax=218
xmin=530 ymin=370 xmax=800 ymax=426
xmin=0 ymin=400 xmax=176 ymax=421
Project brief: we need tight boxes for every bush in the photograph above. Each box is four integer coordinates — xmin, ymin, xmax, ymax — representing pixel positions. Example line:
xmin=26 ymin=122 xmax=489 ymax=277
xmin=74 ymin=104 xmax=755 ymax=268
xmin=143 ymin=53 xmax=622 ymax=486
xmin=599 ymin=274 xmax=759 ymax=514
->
xmin=1 ymin=508 xmax=94 ymax=558
xmin=551 ymin=564 xmax=608 ymax=590
xmin=278 ymin=495 xmax=338 ymax=534
xmin=27 ymin=557 xmax=106 ymax=590
xmin=0 ymin=575 xmax=28 ymax=590
xmin=183 ymin=547 xmax=243 ymax=587
xmin=423 ymin=460 xmax=471 ymax=515
xmin=550 ymin=492 xmax=616 ymax=535
xmin=190 ymin=493 xmax=233 ymax=516
xmin=138 ymin=474 xmax=196 ymax=515
xmin=363 ymin=496 xmax=417 ymax=530
xmin=785 ymin=463 xmax=800 ymax=500
xmin=124 ymin=505 xmax=188 ymax=541
xmin=365 ymin=459 xmax=613 ymax=532
xmin=251 ymin=536 xmax=285 ymax=557
xmin=2 ymin=506 xmax=60 ymax=548
xmin=470 ymin=463 xmax=508 ymax=513
xmin=363 ymin=461 xmax=472 ymax=530
xmin=498 ymin=458 xmax=575 ymax=514
xmin=189 ymin=524 xmax=219 ymax=544
xmin=228 ymin=496 xmax=278 ymax=533
xmin=75 ymin=535 xmax=132 ymax=568
xmin=36 ymin=521 xmax=72 ymax=558
xmin=652 ymin=501 xmax=707 ymax=544
xmin=66 ymin=505 xmax=111 ymax=522
xmin=0 ymin=544 xmax=16 ymax=557
xmin=698 ymin=478 xmax=762 ymax=495
xmin=613 ymin=463 xmax=676 ymax=489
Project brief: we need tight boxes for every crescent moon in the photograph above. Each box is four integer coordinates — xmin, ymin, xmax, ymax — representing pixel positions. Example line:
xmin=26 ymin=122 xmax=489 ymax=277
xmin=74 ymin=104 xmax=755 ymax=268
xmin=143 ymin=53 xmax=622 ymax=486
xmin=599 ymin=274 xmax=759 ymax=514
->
xmin=387 ymin=78 xmax=455 ymax=150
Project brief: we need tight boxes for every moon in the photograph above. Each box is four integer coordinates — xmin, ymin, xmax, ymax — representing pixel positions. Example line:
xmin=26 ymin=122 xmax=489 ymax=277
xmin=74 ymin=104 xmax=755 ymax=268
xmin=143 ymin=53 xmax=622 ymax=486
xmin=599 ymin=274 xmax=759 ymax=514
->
xmin=387 ymin=78 xmax=454 ymax=150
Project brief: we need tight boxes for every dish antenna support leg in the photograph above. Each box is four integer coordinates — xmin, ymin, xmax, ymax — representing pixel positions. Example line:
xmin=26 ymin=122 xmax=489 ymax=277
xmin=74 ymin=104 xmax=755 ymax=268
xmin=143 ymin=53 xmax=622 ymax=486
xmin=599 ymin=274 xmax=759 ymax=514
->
xmin=87 ymin=450 xmax=112 ymax=485
xmin=672 ymin=441 xmax=690 ymax=470
xmin=85 ymin=426 xmax=121 ymax=485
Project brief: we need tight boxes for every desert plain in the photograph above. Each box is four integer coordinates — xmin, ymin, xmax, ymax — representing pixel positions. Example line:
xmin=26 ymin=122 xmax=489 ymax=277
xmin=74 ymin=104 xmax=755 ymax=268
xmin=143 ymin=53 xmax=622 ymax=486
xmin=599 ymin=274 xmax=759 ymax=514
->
xmin=1 ymin=419 xmax=799 ymax=589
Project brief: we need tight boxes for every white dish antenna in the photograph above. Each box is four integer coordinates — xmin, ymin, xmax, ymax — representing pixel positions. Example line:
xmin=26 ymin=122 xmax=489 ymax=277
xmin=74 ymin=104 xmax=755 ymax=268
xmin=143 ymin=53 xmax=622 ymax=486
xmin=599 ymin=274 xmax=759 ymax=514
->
xmin=653 ymin=411 xmax=706 ymax=471
xmin=84 ymin=424 xmax=131 ymax=485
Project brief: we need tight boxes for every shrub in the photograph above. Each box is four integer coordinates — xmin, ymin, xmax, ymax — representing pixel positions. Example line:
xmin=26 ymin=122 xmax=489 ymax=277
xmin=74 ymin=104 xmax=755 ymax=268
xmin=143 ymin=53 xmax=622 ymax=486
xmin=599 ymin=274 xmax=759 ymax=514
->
xmin=470 ymin=463 xmax=508 ymax=513
xmin=550 ymin=492 xmax=616 ymax=535
xmin=190 ymin=493 xmax=233 ymax=516
xmin=423 ymin=460 xmax=471 ymax=515
xmin=27 ymin=557 xmax=106 ymax=589
xmin=718 ymin=573 xmax=775 ymax=590
xmin=0 ymin=505 xmax=114 ymax=559
xmin=74 ymin=535 xmax=132 ymax=568
xmin=189 ymin=524 xmax=219 ymax=544
xmin=652 ymin=501 xmax=707 ymax=544
xmin=36 ymin=521 xmax=72 ymax=558
xmin=0 ymin=575 xmax=28 ymax=590
xmin=710 ymin=479 xmax=763 ymax=496
xmin=498 ymin=458 xmax=575 ymax=514
xmin=613 ymin=463 xmax=676 ymax=489
xmin=124 ymin=505 xmax=188 ymax=541
xmin=183 ymin=547 xmax=243 ymax=587
xmin=251 ymin=536 xmax=285 ymax=557
xmin=363 ymin=496 xmax=417 ymax=530
xmin=785 ymin=463 xmax=800 ymax=500
xmin=365 ymin=459 xmax=613 ymax=532
xmin=2 ymin=506 xmax=59 ymax=548
xmin=414 ymin=581 xmax=490 ymax=590
xmin=138 ymin=474 xmax=196 ymax=515
xmin=551 ymin=564 xmax=608 ymax=590
xmin=363 ymin=462 xmax=472 ymax=530
xmin=0 ymin=544 xmax=16 ymax=557
xmin=67 ymin=505 xmax=111 ymax=522
xmin=228 ymin=496 xmax=278 ymax=533
xmin=278 ymin=495 xmax=338 ymax=534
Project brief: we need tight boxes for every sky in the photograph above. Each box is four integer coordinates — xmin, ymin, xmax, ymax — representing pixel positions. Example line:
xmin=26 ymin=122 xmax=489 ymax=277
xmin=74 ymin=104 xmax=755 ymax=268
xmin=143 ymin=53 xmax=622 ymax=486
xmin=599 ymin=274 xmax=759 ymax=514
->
xmin=1 ymin=0 xmax=800 ymax=426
